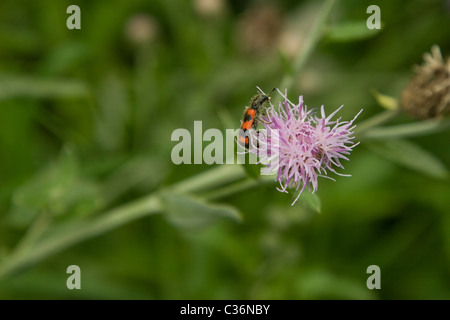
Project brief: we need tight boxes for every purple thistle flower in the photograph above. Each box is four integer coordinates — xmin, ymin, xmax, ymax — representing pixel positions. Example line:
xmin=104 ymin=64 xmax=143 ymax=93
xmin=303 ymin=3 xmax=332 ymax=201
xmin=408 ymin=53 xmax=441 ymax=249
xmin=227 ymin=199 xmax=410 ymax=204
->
xmin=251 ymin=88 xmax=362 ymax=205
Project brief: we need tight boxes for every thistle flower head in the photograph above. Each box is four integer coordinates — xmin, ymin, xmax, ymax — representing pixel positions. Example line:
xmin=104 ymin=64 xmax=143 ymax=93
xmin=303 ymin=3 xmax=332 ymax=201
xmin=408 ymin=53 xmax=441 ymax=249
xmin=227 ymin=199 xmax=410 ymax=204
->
xmin=251 ymin=89 xmax=362 ymax=205
xmin=401 ymin=45 xmax=450 ymax=119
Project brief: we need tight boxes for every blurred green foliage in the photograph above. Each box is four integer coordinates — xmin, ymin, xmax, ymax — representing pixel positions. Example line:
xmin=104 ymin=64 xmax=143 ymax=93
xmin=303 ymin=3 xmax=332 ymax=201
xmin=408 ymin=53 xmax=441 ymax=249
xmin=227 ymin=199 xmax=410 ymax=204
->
xmin=0 ymin=0 xmax=449 ymax=299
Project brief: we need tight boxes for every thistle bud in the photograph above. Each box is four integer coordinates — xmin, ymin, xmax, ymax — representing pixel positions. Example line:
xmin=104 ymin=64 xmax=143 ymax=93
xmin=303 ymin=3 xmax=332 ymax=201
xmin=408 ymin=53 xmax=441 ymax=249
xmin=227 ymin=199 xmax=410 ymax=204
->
xmin=401 ymin=45 xmax=450 ymax=119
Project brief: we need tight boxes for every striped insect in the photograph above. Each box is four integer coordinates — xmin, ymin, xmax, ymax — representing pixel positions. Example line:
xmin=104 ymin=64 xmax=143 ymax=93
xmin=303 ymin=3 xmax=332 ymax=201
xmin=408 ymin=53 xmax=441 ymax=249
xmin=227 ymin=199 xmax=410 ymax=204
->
xmin=238 ymin=88 xmax=275 ymax=148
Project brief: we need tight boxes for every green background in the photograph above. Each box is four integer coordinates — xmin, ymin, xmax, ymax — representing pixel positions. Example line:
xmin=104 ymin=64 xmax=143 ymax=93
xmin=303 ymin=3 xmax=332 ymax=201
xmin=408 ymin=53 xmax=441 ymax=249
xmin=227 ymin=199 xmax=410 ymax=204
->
xmin=0 ymin=0 xmax=449 ymax=299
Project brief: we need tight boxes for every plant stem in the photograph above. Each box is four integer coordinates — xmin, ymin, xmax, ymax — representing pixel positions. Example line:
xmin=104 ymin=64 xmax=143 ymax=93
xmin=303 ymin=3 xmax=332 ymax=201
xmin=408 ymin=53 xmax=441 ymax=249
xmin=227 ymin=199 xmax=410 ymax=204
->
xmin=0 ymin=165 xmax=246 ymax=280
xmin=202 ymin=175 xmax=274 ymax=200
xmin=0 ymin=1 xmax=338 ymax=281
xmin=279 ymin=0 xmax=337 ymax=91
xmin=0 ymin=195 xmax=162 ymax=280
xmin=354 ymin=110 xmax=400 ymax=136
xmin=12 ymin=211 xmax=52 ymax=256
xmin=361 ymin=118 xmax=450 ymax=139
xmin=172 ymin=164 xmax=244 ymax=194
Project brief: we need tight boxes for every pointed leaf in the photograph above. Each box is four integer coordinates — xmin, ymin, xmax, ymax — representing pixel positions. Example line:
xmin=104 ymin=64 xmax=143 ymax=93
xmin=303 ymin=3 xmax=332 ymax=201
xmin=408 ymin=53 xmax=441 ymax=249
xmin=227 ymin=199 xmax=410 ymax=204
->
xmin=370 ymin=88 xmax=399 ymax=111
xmin=296 ymin=191 xmax=321 ymax=213
xmin=366 ymin=139 xmax=448 ymax=179
xmin=8 ymin=147 xmax=102 ymax=226
xmin=0 ymin=75 xmax=88 ymax=100
xmin=160 ymin=189 xmax=242 ymax=229
xmin=363 ymin=118 xmax=450 ymax=139
xmin=326 ymin=21 xmax=382 ymax=42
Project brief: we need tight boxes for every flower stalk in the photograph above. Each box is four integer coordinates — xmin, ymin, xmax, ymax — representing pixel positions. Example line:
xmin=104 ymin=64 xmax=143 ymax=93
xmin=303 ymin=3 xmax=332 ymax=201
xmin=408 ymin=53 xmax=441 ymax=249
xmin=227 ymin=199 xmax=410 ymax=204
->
xmin=0 ymin=0 xmax=340 ymax=280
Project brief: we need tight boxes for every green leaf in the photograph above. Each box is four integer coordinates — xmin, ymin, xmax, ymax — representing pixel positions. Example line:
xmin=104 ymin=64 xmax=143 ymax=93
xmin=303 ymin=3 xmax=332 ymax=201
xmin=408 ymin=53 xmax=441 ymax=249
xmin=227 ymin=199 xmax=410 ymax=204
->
xmin=101 ymin=154 xmax=169 ymax=204
xmin=326 ymin=21 xmax=381 ymax=42
xmin=296 ymin=191 xmax=321 ymax=213
xmin=95 ymin=75 xmax=130 ymax=150
xmin=160 ymin=189 xmax=242 ymax=229
xmin=0 ymin=75 xmax=88 ymax=100
xmin=366 ymin=139 xmax=448 ymax=179
xmin=363 ymin=119 xmax=450 ymax=139
xmin=40 ymin=41 xmax=88 ymax=74
xmin=8 ymin=147 xmax=102 ymax=226
xmin=370 ymin=88 xmax=399 ymax=111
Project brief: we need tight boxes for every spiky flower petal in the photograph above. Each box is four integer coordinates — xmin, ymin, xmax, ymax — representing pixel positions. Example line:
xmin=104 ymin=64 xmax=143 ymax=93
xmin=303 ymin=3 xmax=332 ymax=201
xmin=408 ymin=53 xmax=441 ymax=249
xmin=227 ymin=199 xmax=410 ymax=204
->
xmin=252 ymin=89 xmax=362 ymax=205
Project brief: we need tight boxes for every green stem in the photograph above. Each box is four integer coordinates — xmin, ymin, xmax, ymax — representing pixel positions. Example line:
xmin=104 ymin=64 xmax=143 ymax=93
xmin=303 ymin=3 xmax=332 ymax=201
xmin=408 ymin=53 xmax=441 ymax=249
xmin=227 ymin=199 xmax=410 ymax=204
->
xmin=202 ymin=175 xmax=274 ymax=200
xmin=0 ymin=1 xmax=337 ymax=281
xmin=361 ymin=118 xmax=450 ymax=139
xmin=0 ymin=165 xmax=246 ymax=280
xmin=0 ymin=195 xmax=162 ymax=279
xmin=354 ymin=110 xmax=400 ymax=136
xmin=172 ymin=165 xmax=244 ymax=194
xmin=279 ymin=0 xmax=337 ymax=91
xmin=12 ymin=211 xmax=52 ymax=256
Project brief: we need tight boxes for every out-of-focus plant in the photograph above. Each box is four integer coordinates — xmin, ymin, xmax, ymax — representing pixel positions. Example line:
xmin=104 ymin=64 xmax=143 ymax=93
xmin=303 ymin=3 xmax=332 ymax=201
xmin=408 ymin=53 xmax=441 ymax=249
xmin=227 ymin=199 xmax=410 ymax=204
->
xmin=0 ymin=0 xmax=449 ymax=290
